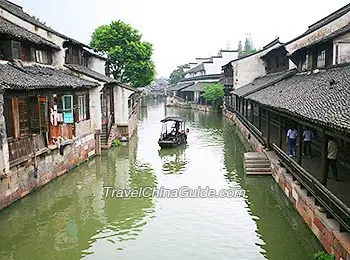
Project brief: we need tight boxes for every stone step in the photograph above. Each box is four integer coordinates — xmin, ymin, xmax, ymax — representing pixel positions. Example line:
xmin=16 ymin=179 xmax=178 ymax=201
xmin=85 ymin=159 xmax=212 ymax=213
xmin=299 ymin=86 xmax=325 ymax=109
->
xmin=245 ymin=163 xmax=270 ymax=168
xmin=245 ymin=158 xmax=269 ymax=162
xmin=246 ymin=171 xmax=272 ymax=176
xmin=246 ymin=167 xmax=271 ymax=172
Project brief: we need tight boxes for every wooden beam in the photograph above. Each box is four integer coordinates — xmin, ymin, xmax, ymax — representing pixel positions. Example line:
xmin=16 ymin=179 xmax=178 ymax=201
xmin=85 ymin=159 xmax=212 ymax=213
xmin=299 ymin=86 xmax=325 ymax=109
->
xmin=321 ymin=128 xmax=328 ymax=186
xmin=278 ymin=114 xmax=283 ymax=148
xmin=258 ymin=105 xmax=262 ymax=130
xmin=245 ymin=99 xmax=249 ymax=119
xmin=262 ymin=105 xmax=323 ymax=132
xmin=250 ymin=100 xmax=254 ymax=124
xmin=297 ymin=123 xmax=302 ymax=165
xmin=267 ymin=110 xmax=271 ymax=148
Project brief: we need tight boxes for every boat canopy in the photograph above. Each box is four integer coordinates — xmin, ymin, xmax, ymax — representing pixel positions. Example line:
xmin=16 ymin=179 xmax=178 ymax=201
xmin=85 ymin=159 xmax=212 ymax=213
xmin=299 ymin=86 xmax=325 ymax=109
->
xmin=160 ymin=116 xmax=185 ymax=123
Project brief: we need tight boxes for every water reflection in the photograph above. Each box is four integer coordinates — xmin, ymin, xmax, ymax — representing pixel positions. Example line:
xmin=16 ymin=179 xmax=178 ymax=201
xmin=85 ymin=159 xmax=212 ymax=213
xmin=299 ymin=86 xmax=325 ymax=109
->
xmin=0 ymin=128 xmax=157 ymax=260
xmin=222 ymin=119 xmax=323 ymax=260
xmin=158 ymin=146 xmax=188 ymax=175
xmin=0 ymin=100 xmax=324 ymax=260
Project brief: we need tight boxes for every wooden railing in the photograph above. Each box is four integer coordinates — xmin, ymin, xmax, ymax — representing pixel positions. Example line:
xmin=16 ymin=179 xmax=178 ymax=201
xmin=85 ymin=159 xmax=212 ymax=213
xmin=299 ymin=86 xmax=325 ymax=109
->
xmin=227 ymin=106 xmax=266 ymax=146
xmin=272 ymin=143 xmax=350 ymax=232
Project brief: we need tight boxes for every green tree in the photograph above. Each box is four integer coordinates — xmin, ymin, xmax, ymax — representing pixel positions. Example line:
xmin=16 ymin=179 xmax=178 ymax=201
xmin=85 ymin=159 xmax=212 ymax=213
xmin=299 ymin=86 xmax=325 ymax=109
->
xmin=237 ymin=40 xmax=244 ymax=58
xmin=202 ymin=83 xmax=224 ymax=109
xmin=90 ymin=20 xmax=155 ymax=88
xmin=169 ymin=65 xmax=185 ymax=86
xmin=243 ymin=34 xmax=257 ymax=57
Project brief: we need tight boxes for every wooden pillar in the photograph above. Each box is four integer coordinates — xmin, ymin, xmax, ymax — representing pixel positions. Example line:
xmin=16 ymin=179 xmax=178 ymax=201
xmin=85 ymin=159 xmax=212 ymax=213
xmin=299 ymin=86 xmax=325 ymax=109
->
xmin=258 ymin=105 xmax=262 ymax=130
xmin=321 ymin=129 xmax=328 ymax=186
xmin=250 ymin=100 xmax=254 ymax=124
xmin=297 ymin=123 xmax=302 ymax=165
xmin=267 ymin=110 xmax=271 ymax=148
xmin=245 ymin=99 xmax=249 ymax=118
xmin=278 ymin=114 xmax=283 ymax=148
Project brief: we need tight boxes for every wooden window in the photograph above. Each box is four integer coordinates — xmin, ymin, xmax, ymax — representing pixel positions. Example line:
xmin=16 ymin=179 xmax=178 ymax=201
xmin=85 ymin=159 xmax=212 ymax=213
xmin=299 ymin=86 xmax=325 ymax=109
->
xmin=39 ymin=97 xmax=49 ymax=132
xmin=12 ymin=41 xmax=21 ymax=60
xmin=35 ymin=49 xmax=52 ymax=64
xmin=0 ymin=41 xmax=5 ymax=59
xmin=28 ymin=96 xmax=41 ymax=134
xmin=77 ymin=95 xmax=89 ymax=121
xmin=62 ymin=95 xmax=74 ymax=123
xmin=317 ymin=50 xmax=326 ymax=68
xmin=21 ymin=43 xmax=32 ymax=61
xmin=301 ymin=54 xmax=310 ymax=71
xmin=18 ymin=97 xmax=29 ymax=137
xmin=4 ymin=97 xmax=14 ymax=138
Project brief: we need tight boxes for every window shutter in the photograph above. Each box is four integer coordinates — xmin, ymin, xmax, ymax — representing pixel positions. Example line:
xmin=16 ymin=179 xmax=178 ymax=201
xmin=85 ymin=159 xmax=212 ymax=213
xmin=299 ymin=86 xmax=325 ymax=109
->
xmin=39 ymin=97 xmax=48 ymax=132
xmin=73 ymin=94 xmax=79 ymax=122
xmin=86 ymin=94 xmax=90 ymax=120
xmin=28 ymin=96 xmax=40 ymax=134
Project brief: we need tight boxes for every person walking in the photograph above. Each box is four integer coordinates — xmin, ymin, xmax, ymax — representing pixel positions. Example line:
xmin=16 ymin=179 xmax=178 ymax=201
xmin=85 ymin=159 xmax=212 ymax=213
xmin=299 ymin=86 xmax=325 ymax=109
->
xmin=327 ymin=136 xmax=339 ymax=181
xmin=286 ymin=126 xmax=298 ymax=157
xmin=302 ymin=128 xmax=314 ymax=157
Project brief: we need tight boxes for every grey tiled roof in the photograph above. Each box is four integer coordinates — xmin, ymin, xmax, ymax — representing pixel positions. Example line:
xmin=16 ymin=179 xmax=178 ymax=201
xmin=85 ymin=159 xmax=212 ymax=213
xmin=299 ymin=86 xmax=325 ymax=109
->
xmin=182 ymin=81 xmax=219 ymax=92
xmin=65 ymin=64 xmax=117 ymax=84
xmin=0 ymin=62 xmax=98 ymax=89
xmin=184 ymin=63 xmax=205 ymax=75
xmin=291 ymin=23 xmax=350 ymax=55
xmin=169 ymin=82 xmax=194 ymax=91
xmin=0 ymin=17 xmax=59 ymax=49
xmin=306 ymin=4 xmax=350 ymax=34
xmin=0 ymin=0 xmax=90 ymax=48
xmin=234 ymin=70 xmax=295 ymax=97
xmin=247 ymin=65 xmax=350 ymax=133
xmin=285 ymin=3 xmax=350 ymax=45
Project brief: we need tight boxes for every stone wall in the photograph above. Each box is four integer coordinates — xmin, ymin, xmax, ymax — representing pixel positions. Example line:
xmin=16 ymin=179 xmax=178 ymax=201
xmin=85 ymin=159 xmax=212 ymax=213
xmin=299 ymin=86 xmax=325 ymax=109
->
xmin=224 ymin=108 xmax=350 ymax=259
xmin=0 ymin=132 xmax=96 ymax=210
xmin=223 ymin=109 xmax=265 ymax=152
xmin=269 ymin=155 xmax=350 ymax=260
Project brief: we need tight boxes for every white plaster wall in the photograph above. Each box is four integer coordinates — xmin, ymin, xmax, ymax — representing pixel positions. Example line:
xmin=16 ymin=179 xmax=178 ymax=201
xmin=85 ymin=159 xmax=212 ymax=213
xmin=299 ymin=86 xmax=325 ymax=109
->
xmin=63 ymin=69 xmax=103 ymax=131
xmin=89 ymin=85 xmax=103 ymax=131
xmin=333 ymin=32 xmax=350 ymax=64
xmin=114 ymin=86 xmax=133 ymax=125
xmin=0 ymin=7 xmax=66 ymax=68
xmin=88 ymin=56 xmax=106 ymax=75
xmin=0 ymin=94 xmax=9 ymax=173
xmin=285 ymin=11 xmax=350 ymax=54
xmin=233 ymin=43 xmax=283 ymax=89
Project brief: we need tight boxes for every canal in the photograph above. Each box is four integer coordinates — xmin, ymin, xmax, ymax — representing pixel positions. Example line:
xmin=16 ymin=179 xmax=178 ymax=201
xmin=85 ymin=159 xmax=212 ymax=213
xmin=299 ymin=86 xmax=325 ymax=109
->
xmin=0 ymin=100 xmax=323 ymax=260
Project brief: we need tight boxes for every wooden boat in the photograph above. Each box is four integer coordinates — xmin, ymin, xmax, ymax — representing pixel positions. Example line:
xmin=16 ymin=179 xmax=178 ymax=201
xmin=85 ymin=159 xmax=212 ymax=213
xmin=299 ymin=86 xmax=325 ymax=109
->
xmin=158 ymin=116 xmax=188 ymax=148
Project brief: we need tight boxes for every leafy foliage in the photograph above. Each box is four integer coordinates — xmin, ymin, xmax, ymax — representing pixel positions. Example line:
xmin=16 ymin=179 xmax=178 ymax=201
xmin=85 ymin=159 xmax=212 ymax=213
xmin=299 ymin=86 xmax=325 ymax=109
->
xmin=313 ymin=251 xmax=335 ymax=260
xmin=202 ymin=83 xmax=224 ymax=108
xmin=169 ymin=65 xmax=185 ymax=86
xmin=90 ymin=20 xmax=155 ymax=88
xmin=237 ymin=34 xmax=257 ymax=58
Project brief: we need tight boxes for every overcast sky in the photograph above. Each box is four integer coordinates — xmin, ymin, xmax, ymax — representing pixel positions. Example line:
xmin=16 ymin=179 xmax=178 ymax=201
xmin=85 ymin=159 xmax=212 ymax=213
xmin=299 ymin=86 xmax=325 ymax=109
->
xmin=11 ymin=0 xmax=350 ymax=77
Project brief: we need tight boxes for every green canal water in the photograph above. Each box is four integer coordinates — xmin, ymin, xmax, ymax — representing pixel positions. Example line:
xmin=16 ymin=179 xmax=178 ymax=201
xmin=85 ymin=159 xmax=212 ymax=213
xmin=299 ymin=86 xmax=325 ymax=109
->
xmin=0 ymin=100 xmax=322 ymax=260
